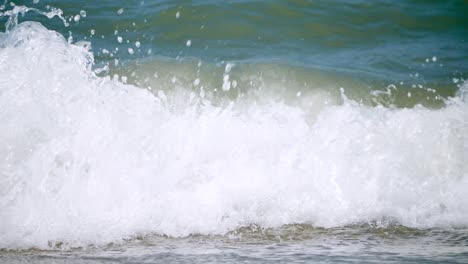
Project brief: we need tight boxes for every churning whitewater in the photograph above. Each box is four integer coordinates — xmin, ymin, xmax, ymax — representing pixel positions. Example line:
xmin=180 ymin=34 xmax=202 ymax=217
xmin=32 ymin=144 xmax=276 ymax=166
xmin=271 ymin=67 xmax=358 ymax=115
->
xmin=0 ymin=22 xmax=467 ymax=250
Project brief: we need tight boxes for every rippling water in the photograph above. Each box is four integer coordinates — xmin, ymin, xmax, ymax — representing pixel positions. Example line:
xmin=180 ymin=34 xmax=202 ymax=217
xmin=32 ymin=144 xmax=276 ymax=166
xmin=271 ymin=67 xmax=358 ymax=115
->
xmin=2 ymin=225 xmax=468 ymax=263
xmin=0 ymin=0 xmax=467 ymax=263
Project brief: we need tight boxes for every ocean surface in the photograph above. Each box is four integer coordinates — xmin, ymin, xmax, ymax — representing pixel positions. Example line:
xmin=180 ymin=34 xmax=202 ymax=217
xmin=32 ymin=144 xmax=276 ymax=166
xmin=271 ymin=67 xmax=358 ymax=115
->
xmin=0 ymin=0 xmax=467 ymax=263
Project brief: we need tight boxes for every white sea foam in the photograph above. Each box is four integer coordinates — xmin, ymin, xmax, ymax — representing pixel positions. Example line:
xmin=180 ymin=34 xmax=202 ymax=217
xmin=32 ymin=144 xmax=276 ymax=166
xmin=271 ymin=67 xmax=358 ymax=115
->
xmin=0 ymin=22 xmax=467 ymax=249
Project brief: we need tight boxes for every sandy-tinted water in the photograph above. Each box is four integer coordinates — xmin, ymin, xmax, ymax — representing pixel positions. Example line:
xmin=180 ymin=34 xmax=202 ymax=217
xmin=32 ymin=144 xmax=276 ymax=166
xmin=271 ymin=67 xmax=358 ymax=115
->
xmin=0 ymin=0 xmax=467 ymax=263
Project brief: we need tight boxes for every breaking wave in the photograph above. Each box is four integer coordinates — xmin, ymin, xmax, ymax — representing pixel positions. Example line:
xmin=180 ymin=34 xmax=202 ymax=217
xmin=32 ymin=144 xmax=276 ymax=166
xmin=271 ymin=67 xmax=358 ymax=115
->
xmin=0 ymin=22 xmax=467 ymax=250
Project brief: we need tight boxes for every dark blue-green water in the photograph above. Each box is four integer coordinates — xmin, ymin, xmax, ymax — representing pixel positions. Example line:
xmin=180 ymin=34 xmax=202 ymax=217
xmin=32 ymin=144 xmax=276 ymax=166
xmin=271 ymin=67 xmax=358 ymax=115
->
xmin=0 ymin=0 xmax=467 ymax=263
xmin=4 ymin=0 xmax=467 ymax=96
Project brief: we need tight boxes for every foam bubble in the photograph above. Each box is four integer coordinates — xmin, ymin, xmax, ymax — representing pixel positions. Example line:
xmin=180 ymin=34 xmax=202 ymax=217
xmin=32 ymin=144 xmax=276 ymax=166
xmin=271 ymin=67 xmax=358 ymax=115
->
xmin=0 ymin=22 xmax=467 ymax=250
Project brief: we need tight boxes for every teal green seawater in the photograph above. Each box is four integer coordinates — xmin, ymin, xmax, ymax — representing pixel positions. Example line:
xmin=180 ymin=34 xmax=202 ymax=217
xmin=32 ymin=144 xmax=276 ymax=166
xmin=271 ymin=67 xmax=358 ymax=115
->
xmin=2 ymin=0 xmax=466 ymax=104
xmin=0 ymin=0 xmax=468 ymax=263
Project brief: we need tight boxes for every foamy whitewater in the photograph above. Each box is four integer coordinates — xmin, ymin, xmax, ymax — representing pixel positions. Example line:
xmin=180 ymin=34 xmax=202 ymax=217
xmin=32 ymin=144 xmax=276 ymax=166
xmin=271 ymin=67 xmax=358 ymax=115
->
xmin=0 ymin=21 xmax=467 ymax=250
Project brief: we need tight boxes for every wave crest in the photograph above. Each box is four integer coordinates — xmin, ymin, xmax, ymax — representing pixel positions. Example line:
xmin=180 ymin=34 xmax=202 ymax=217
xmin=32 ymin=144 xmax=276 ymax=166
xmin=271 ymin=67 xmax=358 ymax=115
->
xmin=0 ymin=22 xmax=467 ymax=250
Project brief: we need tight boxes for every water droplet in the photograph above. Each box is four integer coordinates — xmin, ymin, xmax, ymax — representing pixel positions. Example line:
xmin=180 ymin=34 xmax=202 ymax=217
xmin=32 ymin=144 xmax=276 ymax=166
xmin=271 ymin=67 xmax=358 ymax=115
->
xmin=135 ymin=41 xmax=141 ymax=48
xmin=117 ymin=8 xmax=124 ymax=15
xmin=432 ymin=56 xmax=437 ymax=62
xmin=193 ymin=78 xmax=200 ymax=86
xmin=186 ymin=40 xmax=191 ymax=47
xmin=200 ymin=87 xmax=205 ymax=98
xmin=90 ymin=29 xmax=95 ymax=35
xmin=73 ymin=15 xmax=80 ymax=22
xmin=176 ymin=11 xmax=180 ymax=19
xmin=128 ymin=48 xmax=134 ymax=54
xmin=225 ymin=63 xmax=234 ymax=73
xmin=222 ymin=74 xmax=231 ymax=91
xmin=117 ymin=36 xmax=123 ymax=43
xmin=80 ymin=10 xmax=86 ymax=17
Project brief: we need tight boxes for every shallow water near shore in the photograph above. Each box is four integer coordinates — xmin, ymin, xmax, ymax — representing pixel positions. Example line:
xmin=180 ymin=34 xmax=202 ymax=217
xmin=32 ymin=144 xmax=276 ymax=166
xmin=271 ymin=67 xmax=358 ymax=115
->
xmin=0 ymin=0 xmax=467 ymax=263
xmin=2 ymin=225 xmax=468 ymax=263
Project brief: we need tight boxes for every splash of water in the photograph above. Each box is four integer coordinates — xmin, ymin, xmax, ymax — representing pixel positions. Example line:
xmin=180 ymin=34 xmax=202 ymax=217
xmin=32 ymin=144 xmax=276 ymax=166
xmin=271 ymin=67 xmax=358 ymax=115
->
xmin=0 ymin=3 xmax=68 ymax=32
xmin=0 ymin=13 xmax=467 ymax=250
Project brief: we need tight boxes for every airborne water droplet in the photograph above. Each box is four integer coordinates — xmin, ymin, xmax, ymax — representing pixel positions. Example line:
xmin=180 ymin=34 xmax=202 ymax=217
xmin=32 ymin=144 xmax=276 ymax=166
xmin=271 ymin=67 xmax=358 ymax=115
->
xmin=225 ymin=63 xmax=234 ymax=73
xmin=222 ymin=74 xmax=231 ymax=91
